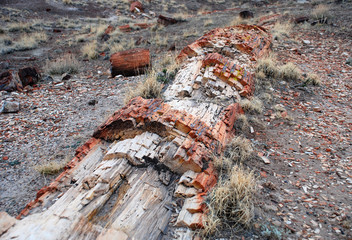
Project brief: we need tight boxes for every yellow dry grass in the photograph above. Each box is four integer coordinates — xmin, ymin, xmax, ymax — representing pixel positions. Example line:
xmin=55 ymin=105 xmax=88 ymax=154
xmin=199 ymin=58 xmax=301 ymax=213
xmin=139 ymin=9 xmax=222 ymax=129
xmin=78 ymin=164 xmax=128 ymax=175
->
xmin=44 ymin=53 xmax=80 ymax=75
xmin=203 ymin=165 xmax=256 ymax=236
xmin=124 ymin=69 xmax=163 ymax=103
xmin=35 ymin=161 xmax=66 ymax=175
xmin=279 ymin=62 xmax=302 ymax=81
xmin=240 ymin=97 xmax=263 ymax=114
xmin=271 ymin=22 xmax=293 ymax=40
xmin=81 ymin=40 xmax=99 ymax=59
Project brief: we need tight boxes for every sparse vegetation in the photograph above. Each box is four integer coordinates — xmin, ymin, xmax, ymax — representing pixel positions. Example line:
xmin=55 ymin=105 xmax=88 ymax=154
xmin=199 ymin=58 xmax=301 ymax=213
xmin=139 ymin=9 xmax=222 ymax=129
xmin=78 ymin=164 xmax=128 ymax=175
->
xmin=44 ymin=54 xmax=80 ymax=75
xmin=279 ymin=62 xmax=302 ymax=81
xmin=312 ymin=4 xmax=330 ymax=23
xmin=81 ymin=40 xmax=99 ymax=59
xmin=203 ymin=135 xmax=255 ymax=237
xmin=62 ymin=0 xmax=73 ymax=4
xmin=203 ymin=165 xmax=256 ymax=236
xmin=256 ymin=55 xmax=279 ymax=79
xmin=125 ymin=70 xmax=163 ymax=103
xmin=271 ymin=22 xmax=293 ymax=40
xmin=35 ymin=161 xmax=67 ymax=175
xmin=305 ymin=72 xmax=321 ymax=85
xmin=240 ymin=97 xmax=263 ymax=114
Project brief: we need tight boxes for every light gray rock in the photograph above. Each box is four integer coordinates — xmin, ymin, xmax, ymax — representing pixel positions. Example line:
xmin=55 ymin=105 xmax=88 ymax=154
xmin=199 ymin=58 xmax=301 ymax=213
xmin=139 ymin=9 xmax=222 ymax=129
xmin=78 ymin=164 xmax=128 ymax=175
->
xmin=0 ymin=101 xmax=20 ymax=113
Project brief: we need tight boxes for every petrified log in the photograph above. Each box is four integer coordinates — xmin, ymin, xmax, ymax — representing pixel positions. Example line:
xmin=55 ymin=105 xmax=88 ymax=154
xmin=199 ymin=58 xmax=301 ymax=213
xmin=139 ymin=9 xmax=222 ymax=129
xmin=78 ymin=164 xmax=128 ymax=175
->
xmin=130 ymin=1 xmax=143 ymax=13
xmin=110 ymin=48 xmax=150 ymax=77
xmin=0 ymin=70 xmax=23 ymax=92
xmin=0 ymin=24 xmax=272 ymax=240
xmin=18 ymin=67 xmax=40 ymax=86
xmin=157 ymin=15 xmax=179 ymax=26
xmin=294 ymin=16 xmax=309 ymax=24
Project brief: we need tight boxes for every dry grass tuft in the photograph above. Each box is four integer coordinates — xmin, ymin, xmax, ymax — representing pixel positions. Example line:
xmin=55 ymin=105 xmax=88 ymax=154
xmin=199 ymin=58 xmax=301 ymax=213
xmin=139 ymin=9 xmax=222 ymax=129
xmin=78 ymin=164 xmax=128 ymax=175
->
xmin=305 ymin=72 xmax=321 ymax=85
xmin=271 ymin=22 xmax=293 ymax=40
xmin=312 ymin=4 xmax=330 ymax=23
xmin=203 ymin=165 xmax=256 ymax=235
xmin=279 ymin=62 xmax=302 ymax=81
xmin=62 ymin=0 xmax=72 ymax=4
xmin=225 ymin=136 xmax=254 ymax=163
xmin=45 ymin=54 xmax=80 ymax=75
xmin=256 ymin=55 xmax=279 ymax=79
xmin=7 ymin=22 xmax=32 ymax=32
xmin=81 ymin=40 xmax=99 ymax=59
xmin=14 ymin=34 xmax=38 ymax=51
xmin=240 ymin=97 xmax=263 ymax=114
xmin=35 ymin=161 xmax=66 ymax=175
xmin=125 ymin=70 xmax=163 ymax=103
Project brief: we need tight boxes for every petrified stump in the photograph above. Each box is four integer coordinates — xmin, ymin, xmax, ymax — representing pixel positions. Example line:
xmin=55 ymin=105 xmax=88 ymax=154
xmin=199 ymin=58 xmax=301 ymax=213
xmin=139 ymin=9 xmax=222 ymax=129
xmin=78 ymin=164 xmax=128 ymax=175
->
xmin=0 ymin=70 xmax=23 ymax=92
xmin=0 ymin=24 xmax=272 ymax=240
xmin=110 ymin=48 xmax=150 ymax=77
xmin=18 ymin=67 xmax=40 ymax=86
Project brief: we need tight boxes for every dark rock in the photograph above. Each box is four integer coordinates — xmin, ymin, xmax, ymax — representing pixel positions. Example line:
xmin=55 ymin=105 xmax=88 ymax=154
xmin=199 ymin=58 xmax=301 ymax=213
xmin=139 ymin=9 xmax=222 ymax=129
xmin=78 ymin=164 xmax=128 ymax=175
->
xmin=18 ymin=67 xmax=40 ymax=86
xmin=0 ymin=71 xmax=23 ymax=92
xmin=294 ymin=16 xmax=309 ymax=24
xmin=0 ymin=61 xmax=10 ymax=70
xmin=101 ymin=33 xmax=110 ymax=42
xmin=88 ymin=99 xmax=98 ymax=106
xmin=0 ymin=101 xmax=20 ymax=113
xmin=157 ymin=15 xmax=179 ymax=26
xmin=61 ymin=73 xmax=71 ymax=81
xmin=346 ymin=58 xmax=352 ymax=66
xmin=168 ymin=43 xmax=176 ymax=51
xmin=239 ymin=10 xmax=254 ymax=19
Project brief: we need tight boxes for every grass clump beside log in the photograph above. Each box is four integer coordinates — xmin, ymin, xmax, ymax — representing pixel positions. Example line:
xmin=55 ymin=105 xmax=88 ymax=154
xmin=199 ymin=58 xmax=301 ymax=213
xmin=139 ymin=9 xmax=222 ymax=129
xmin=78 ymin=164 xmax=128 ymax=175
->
xmin=202 ymin=136 xmax=256 ymax=237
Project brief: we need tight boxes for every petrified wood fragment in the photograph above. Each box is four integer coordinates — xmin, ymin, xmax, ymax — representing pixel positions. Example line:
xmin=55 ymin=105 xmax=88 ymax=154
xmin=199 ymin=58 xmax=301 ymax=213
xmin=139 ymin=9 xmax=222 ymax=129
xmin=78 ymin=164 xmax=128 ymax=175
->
xmin=110 ymin=48 xmax=150 ymax=77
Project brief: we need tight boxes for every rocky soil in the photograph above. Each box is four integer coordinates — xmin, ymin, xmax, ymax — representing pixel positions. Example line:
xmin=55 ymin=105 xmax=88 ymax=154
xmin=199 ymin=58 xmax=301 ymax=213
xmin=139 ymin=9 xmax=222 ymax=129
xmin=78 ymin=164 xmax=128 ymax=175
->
xmin=0 ymin=0 xmax=351 ymax=239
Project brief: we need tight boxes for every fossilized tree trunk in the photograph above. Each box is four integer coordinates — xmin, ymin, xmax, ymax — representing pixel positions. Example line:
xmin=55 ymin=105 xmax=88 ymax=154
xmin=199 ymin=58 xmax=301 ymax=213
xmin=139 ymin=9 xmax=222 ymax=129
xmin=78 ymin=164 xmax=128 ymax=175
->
xmin=0 ymin=25 xmax=271 ymax=240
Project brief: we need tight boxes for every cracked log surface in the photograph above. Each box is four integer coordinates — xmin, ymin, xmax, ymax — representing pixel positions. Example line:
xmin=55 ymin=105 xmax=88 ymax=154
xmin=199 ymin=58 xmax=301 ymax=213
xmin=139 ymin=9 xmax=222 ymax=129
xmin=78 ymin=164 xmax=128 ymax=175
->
xmin=0 ymin=25 xmax=271 ymax=240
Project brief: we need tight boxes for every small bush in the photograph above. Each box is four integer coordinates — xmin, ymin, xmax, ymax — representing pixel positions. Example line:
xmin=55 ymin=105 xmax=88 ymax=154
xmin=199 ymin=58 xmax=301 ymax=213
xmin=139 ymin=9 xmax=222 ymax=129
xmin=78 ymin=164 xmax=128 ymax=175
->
xmin=125 ymin=70 xmax=163 ymax=103
xmin=81 ymin=40 xmax=99 ymax=59
xmin=305 ymin=73 xmax=321 ymax=85
xmin=240 ymin=97 xmax=263 ymax=114
xmin=14 ymin=34 xmax=38 ymax=51
xmin=225 ymin=136 xmax=254 ymax=163
xmin=271 ymin=22 xmax=293 ymax=40
xmin=8 ymin=22 xmax=32 ymax=32
xmin=203 ymin=165 xmax=256 ymax=235
xmin=312 ymin=4 xmax=330 ymax=23
xmin=256 ymin=56 xmax=279 ymax=78
xmin=279 ymin=62 xmax=302 ymax=81
xmin=63 ymin=0 xmax=72 ymax=4
xmin=45 ymin=54 xmax=80 ymax=75
xmin=35 ymin=161 xmax=66 ymax=175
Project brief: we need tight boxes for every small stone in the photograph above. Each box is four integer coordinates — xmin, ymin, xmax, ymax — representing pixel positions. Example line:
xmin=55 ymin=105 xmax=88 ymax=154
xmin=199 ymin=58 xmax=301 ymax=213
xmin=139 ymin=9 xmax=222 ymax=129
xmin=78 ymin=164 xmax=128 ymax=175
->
xmin=62 ymin=73 xmax=71 ymax=81
xmin=346 ymin=57 xmax=352 ymax=66
xmin=302 ymin=40 xmax=311 ymax=45
xmin=41 ymin=75 xmax=54 ymax=82
xmin=264 ymin=204 xmax=278 ymax=212
xmin=313 ymin=107 xmax=322 ymax=112
xmin=273 ymin=220 xmax=281 ymax=227
xmin=0 ymin=101 xmax=20 ymax=113
xmin=88 ymin=100 xmax=98 ymax=106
